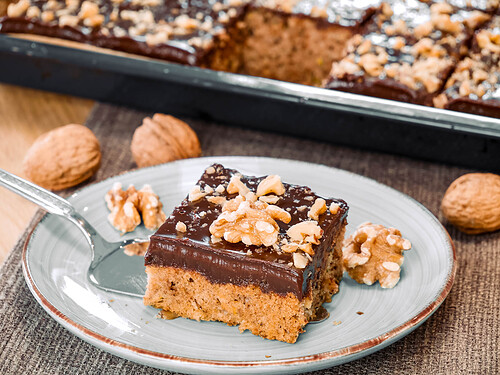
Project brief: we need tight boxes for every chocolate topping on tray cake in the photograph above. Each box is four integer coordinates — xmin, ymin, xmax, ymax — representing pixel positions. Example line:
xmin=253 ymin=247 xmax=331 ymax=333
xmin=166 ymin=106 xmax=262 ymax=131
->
xmin=1 ymin=0 xmax=249 ymax=65
xmin=0 ymin=0 xmax=381 ymax=84
xmin=435 ymin=14 xmax=500 ymax=117
xmin=2 ymin=0 xmax=499 ymax=114
xmin=324 ymin=0 xmax=491 ymax=105
xmin=145 ymin=164 xmax=348 ymax=299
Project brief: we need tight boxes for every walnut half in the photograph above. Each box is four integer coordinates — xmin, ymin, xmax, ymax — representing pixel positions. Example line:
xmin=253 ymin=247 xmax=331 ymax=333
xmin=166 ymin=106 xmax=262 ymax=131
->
xmin=342 ymin=222 xmax=411 ymax=288
xmin=105 ymin=182 xmax=166 ymax=233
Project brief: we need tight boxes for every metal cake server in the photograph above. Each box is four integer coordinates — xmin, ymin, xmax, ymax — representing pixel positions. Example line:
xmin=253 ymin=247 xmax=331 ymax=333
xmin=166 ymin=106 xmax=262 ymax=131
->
xmin=0 ymin=169 xmax=147 ymax=298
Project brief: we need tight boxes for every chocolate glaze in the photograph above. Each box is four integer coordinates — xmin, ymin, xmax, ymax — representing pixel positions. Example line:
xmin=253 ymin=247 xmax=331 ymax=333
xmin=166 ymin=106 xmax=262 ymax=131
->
xmin=0 ymin=0 xmax=381 ymax=65
xmin=325 ymin=72 xmax=444 ymax=106
xmin=145 ymin=164 xmax=348 ymax=299
xmin=325 ymin=0 xmax=490 ymax=106
xmin=0 ymin=0 xmax=249 ymax=66
xmin=443 ymin=15 xmax=500 ymax=118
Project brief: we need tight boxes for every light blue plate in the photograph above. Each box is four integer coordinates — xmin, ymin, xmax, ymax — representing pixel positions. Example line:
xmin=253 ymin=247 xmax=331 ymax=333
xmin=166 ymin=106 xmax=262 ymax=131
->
xmin=22 ymin=156 xmax=456 ymax=374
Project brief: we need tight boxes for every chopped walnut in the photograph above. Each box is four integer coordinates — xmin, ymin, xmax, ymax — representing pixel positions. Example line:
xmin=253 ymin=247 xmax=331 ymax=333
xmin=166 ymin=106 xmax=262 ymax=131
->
xmin=476 ymin=30 xmax=500 ymax=54
xmin=433 ymin=93 xmax=449 ymax=109
xmin=105 ymin=182 xmax=166 ymax=233
xmin=188 ymin=185 xmax=207 ymax=202
xmin=175 ymin=221 xmax=187 ymax=232
xmin=258 ymin=194 xmax=279 ymax=204
xmin=414 ymin=21 xmax=433 ymax=39
xmin=41 ymin=10 xmax=55 ymax=22
xmin=308 ymin=198 xmax=327 ymax=221
xmin=266 ymin=204 xmax=291 ymax=223
xmin=209 ymin=195 xmax=289 ymax=247
xmin=106 ymin=184 xmax=141 ymax=233
xmin=256 ymin=175 xmax=285 ymax=197
xmin=59 ymin=14 xmax=79 ymax=27
xmin=342 ymin=222 xmax=411 ymax=288
xmin=293 ymin=252 xmax=309 ymax=269
xmin=215 ymin=184 xmax=225 ymax=194
xmin=287 ymin=220 xmax=323 ymax=245
xmin=329 ymin=202 xmax=340 ymax=215
xmin=26 ymin=6 xmax=40 ymax=18
xmin=78 ymin=1 xmax=99 ymax=19
xmin=206 ymin=196 xmax=227 ymax=206
xmin=227 ymin=174 xmax=250 ymax=196
xmin=359 ymin=53 xmax=383 ymax=77
xmin=7 ymin=0 xmax=30 ymax=17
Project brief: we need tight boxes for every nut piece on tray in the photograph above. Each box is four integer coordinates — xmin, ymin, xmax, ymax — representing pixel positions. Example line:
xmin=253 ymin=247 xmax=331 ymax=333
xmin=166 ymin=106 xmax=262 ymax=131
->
xmin=105 ymin=182 xmax=166 ymax=233
xmin=324 ymin=0 xmax=491 ymax=106
xmin=343 ymin=222 xmax=411 ymax=288
xmin=143 ymin=164 xmax=349 ymax=343
xmin=434 ymin=15 xmax=500 ymax=118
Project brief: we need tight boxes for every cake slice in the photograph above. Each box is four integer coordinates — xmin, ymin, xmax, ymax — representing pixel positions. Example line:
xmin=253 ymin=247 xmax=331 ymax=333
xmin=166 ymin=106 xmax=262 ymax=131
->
xmin=143 ymin=163 xmax=348 ymax=343
xmin=324 ymin=0 xmax=491 ymax=105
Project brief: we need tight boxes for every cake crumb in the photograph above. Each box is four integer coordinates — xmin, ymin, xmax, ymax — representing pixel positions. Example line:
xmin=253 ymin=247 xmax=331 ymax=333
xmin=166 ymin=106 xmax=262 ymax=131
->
xmin=332 ymin=320 xmax=342 ymax=325
xmin=356 ymin=311 xmax=364 ymax=315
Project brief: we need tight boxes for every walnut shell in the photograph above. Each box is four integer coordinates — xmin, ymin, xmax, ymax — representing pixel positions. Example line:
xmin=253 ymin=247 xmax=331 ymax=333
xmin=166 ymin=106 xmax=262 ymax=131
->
xmin=23 ymin=124 xmax=101 ymax=191
xmin=131 ymin=114 xmax=201 ymax=168
xmin=441 ymin=173 xmax=500 ymax=234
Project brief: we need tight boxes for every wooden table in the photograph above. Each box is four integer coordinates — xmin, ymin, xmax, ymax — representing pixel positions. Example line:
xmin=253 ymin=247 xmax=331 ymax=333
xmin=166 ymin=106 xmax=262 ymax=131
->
xmin=0 ymin=83 xmax=94 ymax=264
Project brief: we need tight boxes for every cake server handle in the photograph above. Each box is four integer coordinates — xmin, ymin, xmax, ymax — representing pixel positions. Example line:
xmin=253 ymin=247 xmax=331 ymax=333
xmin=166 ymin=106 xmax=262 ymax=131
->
xmin=0 ymin=168 xmax=100 ymax=248
xmin=0 ymin=168 xmax=77 ymax=217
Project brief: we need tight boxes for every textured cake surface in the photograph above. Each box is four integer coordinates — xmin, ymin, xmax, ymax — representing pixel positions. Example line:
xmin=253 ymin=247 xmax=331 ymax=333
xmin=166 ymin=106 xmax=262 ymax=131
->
xmin=436 ymin=14 xmax=500 ymax=117
xmin=143 ymin=164 xmax=348 ymax=342
xmin=324 ymin=0 xmax=492 ymax=105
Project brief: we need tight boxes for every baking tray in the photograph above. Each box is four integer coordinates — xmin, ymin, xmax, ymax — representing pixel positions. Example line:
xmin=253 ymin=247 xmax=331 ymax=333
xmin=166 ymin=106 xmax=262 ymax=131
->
xmin=1 ymin=33 xmax=499 ymax=171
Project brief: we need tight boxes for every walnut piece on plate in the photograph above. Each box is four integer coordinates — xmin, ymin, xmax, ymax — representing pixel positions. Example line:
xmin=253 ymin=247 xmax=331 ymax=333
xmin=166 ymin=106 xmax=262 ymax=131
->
xmin=105 ymin=182 xmax=166 ymax=233
xmin=342 ymin=222 xmax=411 ymax=288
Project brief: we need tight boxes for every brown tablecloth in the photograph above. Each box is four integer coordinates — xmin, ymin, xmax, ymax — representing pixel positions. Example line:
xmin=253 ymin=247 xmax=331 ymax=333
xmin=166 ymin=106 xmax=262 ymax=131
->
xmin=1 ymin=103 xmax=498 ymax=374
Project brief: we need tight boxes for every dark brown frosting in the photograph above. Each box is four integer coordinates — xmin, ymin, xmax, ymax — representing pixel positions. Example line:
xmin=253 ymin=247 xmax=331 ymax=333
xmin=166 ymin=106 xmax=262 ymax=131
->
xmin=442 ymin=15 xmax=499 ymax=118
xmin=325 ymin=0 xmax=491 ymax=106
xmin=145 ymin=164 xmax=348 ymax=299
xmin=0 ymin=0 xmax=380 ymax=65
xmin=0 ymin=0 xmax=250 ymax=65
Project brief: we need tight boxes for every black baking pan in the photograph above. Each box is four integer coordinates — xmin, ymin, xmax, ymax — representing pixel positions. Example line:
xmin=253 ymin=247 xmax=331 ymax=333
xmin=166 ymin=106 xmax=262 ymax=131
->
xmin=1 ymin=34 xmax=499 ymax=171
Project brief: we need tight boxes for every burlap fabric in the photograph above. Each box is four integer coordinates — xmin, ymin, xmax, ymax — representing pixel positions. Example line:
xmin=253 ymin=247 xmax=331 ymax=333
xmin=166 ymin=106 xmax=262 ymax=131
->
xmin=0 ymin=103 xmax=498 ymax=374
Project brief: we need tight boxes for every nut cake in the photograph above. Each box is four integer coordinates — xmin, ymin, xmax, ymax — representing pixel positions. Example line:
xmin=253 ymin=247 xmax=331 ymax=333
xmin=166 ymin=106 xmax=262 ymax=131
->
xmin=324 ymin=0 xmax=492 ymax=105
xmin=0 ymin=0 xmax=380 ymax=85
xmin=2 ymin=0 xmax=499 ymax=114
xmin=435 ymin=14 xmax=499 ymax=117
xmin=143 ymin=164 xmax=349 ymax=343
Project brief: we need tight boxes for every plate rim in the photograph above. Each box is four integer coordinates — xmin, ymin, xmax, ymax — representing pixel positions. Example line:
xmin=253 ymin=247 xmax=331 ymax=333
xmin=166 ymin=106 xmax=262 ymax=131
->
xmin=22 ymin=156 xmax=457 ymax=371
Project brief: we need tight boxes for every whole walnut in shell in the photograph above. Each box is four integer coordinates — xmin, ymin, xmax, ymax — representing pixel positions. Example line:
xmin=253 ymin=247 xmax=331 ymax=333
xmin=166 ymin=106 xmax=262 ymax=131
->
xmin=23 ymin=124 xmax=101 ymax=191
xmin=441 ymin=173 xmax=500 ymax=234
xmin=131 ymin=114 xmax=201 ymax=168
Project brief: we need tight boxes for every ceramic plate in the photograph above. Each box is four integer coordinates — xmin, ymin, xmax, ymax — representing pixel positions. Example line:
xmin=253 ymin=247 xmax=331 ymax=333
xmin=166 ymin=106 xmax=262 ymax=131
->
xmin=23 ymin=156 xmax=456 ymax=374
